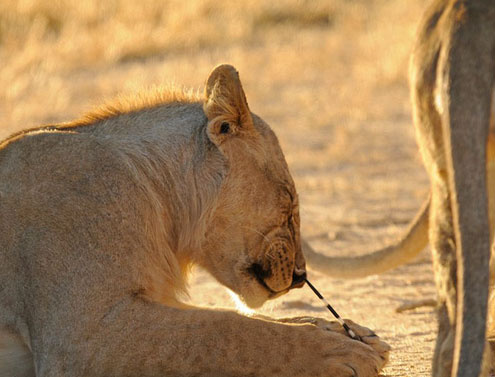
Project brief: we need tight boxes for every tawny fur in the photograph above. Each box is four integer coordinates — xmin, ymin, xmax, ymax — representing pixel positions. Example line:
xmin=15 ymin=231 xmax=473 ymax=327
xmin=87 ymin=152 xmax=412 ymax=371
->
xmin=0 ymin=65 xmax=390 ymax=377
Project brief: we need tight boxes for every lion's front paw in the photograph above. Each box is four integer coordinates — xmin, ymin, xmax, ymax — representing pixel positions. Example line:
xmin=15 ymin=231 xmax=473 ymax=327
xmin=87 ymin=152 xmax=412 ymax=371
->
xmin=344 ymin=320 xmax=391 ymax=370
xmin=274 ymin=316 xmax=390 ymax=376
xmin=310 ymin=318 xmax=390 ymax=375
xmin=313 ymin=317 xmax=390 ymax=368
xmin=324 ymin=333 xmax=389 ymax=377
xmin=277 ymin=316 xmax=343 ymax=332
xmin=281 ymin=316 xmax=390 ymax=365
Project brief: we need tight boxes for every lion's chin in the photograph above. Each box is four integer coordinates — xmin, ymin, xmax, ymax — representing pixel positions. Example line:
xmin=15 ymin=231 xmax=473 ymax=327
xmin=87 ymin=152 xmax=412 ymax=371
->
xmin=243 ymin=294 xmax=269 ymax=309
xmin=237 ymin=282 xmax=289 ymax=309
xmin=237 ymin=289 xmax=269 ymax=309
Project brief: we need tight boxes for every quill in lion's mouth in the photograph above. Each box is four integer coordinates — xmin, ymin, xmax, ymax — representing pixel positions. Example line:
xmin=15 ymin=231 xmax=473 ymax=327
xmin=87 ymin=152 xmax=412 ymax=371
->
xmin=304 ymin=278 xmax=363 ymax=342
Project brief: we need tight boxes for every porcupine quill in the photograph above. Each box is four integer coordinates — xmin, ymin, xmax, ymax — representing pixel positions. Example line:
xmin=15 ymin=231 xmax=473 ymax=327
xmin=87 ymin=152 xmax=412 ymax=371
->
xmin=304 ymin=278 xmax=362 ymax=341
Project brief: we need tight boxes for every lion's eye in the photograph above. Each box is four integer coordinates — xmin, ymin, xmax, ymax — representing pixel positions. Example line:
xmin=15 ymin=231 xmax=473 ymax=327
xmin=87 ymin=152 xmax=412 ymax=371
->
xmin=287 ymin=212 xmax=295 ymax=230
xmin=220 ymin=122 xmax=230 ymax=134
xmin=287 ymin=209 xmax=299 ymax=234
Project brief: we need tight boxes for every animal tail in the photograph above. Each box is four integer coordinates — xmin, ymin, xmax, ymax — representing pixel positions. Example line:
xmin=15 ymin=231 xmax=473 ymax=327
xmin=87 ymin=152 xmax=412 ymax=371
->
xmin=303 ymin=194 xmax=430 ymax=278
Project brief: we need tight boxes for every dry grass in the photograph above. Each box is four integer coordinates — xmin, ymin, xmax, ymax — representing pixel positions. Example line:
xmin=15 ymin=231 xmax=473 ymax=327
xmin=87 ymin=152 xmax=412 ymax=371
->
xmin=1 ymin=0 xmax=426 ymax=135
xmin=1 ymin=0 xmax=436 ymax=376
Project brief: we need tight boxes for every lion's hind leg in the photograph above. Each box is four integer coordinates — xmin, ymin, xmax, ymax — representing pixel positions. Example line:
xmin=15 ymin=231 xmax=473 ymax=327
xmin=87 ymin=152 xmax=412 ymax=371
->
xmin=410 ymin=9 xmax=458 ymax=377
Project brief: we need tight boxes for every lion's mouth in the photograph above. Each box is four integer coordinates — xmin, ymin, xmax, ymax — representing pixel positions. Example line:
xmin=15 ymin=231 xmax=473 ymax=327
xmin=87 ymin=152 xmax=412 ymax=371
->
xmin=247 ymin=261 xmax=307 ymax=298
xmin=247 ymin=263 xmax=278 ymax=296
xmin=247 ymin=263 xmax=298 ymax=299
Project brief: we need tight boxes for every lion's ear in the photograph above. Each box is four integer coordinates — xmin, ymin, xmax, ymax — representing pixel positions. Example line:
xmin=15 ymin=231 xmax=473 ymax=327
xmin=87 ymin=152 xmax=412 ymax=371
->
xmin=203 ymin=64 xmax=254 ymax=145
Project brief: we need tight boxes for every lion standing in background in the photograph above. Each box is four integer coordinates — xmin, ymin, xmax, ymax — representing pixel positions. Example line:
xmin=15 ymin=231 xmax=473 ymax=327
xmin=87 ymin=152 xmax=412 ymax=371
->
xmin=304 ymin=1 xmax=495 ymax=376
xmin=0 ymin=65 xmax=389 ymax=377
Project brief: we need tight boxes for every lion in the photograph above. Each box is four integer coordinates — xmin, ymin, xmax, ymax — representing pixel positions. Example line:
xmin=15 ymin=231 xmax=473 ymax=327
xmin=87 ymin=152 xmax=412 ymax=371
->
xmin=0 ymin=64 xmax=390 ymax=377
xmin=303 ymin=1 xmax=495 ymax=376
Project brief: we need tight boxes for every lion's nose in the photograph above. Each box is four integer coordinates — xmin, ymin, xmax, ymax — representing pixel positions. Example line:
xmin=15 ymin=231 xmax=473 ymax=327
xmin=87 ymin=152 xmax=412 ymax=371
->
xmin=290 ymin=268 xmax=307 ymax=289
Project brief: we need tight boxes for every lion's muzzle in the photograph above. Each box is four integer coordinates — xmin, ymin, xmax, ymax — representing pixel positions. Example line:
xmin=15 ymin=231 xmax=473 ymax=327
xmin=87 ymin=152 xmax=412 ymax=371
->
xmin=250 ymin=240 xmax=306 ymax=294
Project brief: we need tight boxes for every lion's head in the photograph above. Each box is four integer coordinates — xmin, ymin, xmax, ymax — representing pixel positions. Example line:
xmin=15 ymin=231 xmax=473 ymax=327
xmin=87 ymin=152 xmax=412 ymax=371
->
xmin=197 ymin=65 xmax=306 ymax=308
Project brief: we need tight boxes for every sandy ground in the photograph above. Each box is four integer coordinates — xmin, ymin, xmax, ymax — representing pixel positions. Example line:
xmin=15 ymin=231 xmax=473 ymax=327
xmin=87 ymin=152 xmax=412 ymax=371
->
xmin=0 ymin=0 xmax=443 ymax=375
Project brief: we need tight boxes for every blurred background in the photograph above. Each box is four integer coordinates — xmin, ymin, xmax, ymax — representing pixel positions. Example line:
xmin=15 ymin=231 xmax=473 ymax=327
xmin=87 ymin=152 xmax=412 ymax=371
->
xmin=1 ymin=0 xmax=426 ymax=136
xmin=0 ymin=1 xmax=435 ymax=375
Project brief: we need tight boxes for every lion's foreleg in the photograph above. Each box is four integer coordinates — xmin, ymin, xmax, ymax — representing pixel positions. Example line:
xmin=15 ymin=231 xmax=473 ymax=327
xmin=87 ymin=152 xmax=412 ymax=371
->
xmin=33 ymin=296 xmax=387 ymax=377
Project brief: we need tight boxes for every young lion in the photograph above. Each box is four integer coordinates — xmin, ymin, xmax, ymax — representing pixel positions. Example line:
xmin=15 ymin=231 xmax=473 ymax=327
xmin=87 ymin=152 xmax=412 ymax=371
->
xmin=0 ymin=65 xmax=389 ymax=377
